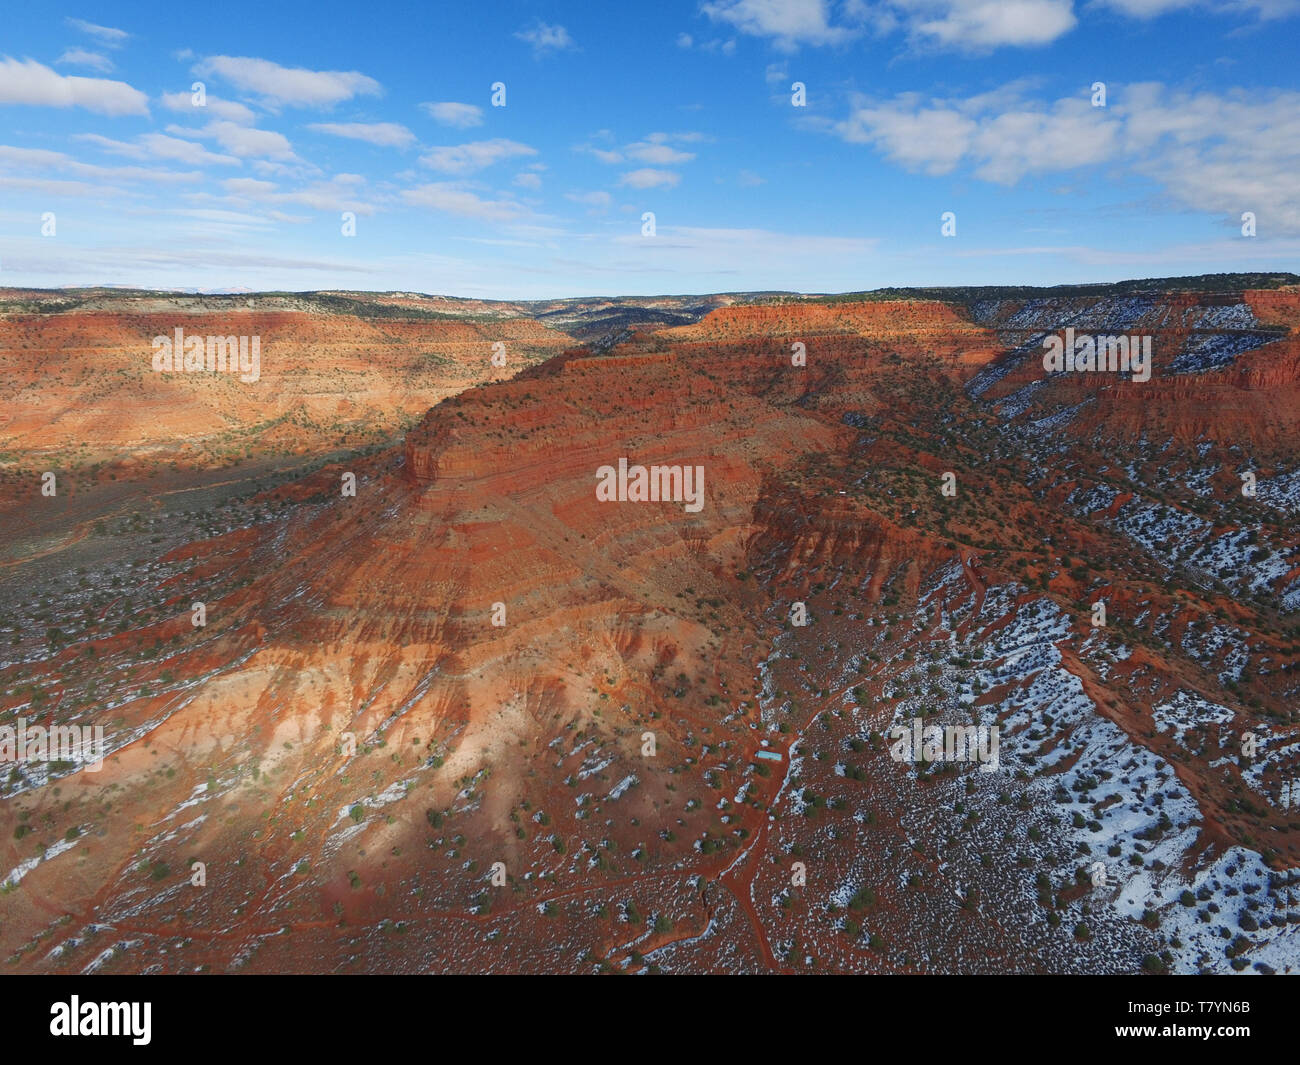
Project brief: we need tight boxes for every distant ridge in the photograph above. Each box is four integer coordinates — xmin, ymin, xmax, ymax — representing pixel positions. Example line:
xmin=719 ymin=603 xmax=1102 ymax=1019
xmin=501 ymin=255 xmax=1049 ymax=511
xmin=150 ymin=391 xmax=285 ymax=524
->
xmin=1 ymin=273 xmax=1295 ymax=309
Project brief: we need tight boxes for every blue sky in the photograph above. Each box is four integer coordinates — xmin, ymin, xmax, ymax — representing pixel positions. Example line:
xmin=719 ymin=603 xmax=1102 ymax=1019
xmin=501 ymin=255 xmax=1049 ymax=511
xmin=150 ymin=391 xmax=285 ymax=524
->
xmin=1 ymin=0 xmax=1298 ymax=297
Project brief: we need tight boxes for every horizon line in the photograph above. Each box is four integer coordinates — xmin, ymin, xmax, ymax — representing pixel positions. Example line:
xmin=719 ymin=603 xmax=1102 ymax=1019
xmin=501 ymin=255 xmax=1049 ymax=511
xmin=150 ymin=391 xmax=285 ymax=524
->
xmin=2 ymin=271 xmax=1298 ymax=305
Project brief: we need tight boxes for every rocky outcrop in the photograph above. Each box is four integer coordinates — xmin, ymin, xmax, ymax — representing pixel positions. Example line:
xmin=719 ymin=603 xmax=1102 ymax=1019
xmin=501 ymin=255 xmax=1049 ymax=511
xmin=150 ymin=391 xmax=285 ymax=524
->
xmin=0 ymin=299 xmax=575 ymax=471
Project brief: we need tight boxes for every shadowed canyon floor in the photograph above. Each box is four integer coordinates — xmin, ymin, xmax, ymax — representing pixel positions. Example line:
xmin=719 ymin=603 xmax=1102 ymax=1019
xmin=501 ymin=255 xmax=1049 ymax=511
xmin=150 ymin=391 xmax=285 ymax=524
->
xmin=1 ymin=278 xmax=1298 ymax=973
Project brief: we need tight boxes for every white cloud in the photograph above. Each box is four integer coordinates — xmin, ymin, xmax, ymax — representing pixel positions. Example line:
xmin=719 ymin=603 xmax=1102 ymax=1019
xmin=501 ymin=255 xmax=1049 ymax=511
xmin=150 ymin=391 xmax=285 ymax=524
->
xmin=161 ymin=89 xmax=255 ymax=124
xmin=619 ymin=168 xmax=681 ymax=189
xmin=196 ymin=55 xmax=381 ymax=107
xmin=965 ymin=99 xmax=1118 ymax=182
xmin=64 ymin=18 xmax=129 ymax=46
xmin=249 ymin=159 xmax=310 ymax=178
xmin=288 ymin=182 xmax=375 ymax=213
xmin=836 ymin=96 xmax=979 ymax=173
xmin=0 ymin=174 xmax=123 ymax=198
xmin=834 ymin=81 xmax=1300 ymax=232
xmin=702 ymin=0 xmax=1081 ymax=51
xmin=701 ymin=0 xmax=860 ymax=48
xmin=401 ymin=182 xmax=530 ymax=222
xmin=626 ymin=141 xmax=696 ymax=164
xmin=703 ymin=0 xmax=1295 ymax=54
xmin=56 ymin=49 xmax=113 ymax=73
xmin=582 ymin=132 xmax=703 ymax=170
xmin=187 ymin=120 xmax=297 ymax=160
xmin=836 ymin=87 xmax=1123 ymax=180
xmin=0 ymin=58 xmax=148 ymax=116
xmin=223 ymin=176 xmax=279 ymax=198
xmin=514 ymin=171 xmax=542 ymax=189
xmin=1096 ymin=0 xmax=1299 ymax=16
xmin=307 ymin=122 xmax=414 ymax=147
xmin=163 ymin=207 xmax=278 ymax=230
xmin=0 ymin=145 xmax=79 ymax=169
xmin=1120 ymin=82 xmax=1300 ymax=233
xmin=581 ymin=145 xmax=625 ymax=164
xmin=566 ymin=190 xmax=612 ymax=211
xmin=12 ymin=242 xmax=374 ymax=286
xmin=1094 ymin=0 xmax=1196 ymax=11
xmin=76 ymin=132 xmax=241 ymax=167
xmin=419 ymin=138 xmax=537 ymax=174
xmin=600 ymin=224 xmax=879 ymax=285
xmin=0 ymin=144 xmax=199 ymax=184
xmin=222 ymin=174 xmax=376 ymax=215
xmin=420 ymin=101 xmax=484 ymax=127
xmin=515 ymin=22 xmax=577 ymax=55
xmin=899 ymin=0 xmax=1077 ymax=49
xmin=677 ymin=32 xmax=695 ymax=47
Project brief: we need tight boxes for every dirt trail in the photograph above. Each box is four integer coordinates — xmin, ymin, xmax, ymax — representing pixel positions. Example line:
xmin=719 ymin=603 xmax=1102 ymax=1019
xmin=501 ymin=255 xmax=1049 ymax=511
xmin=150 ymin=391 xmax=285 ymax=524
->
xmin=0 ymin=523 xmax=90 ymax=567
